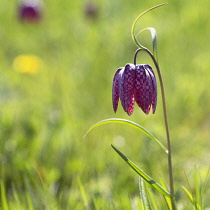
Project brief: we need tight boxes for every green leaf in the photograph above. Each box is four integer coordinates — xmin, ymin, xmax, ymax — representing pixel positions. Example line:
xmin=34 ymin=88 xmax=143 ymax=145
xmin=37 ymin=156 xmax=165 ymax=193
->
xmin=131 ymin=3 xmax=167 ymax=51
xmin=135 ymin=27 xmax=158 ymax=62
xmin=84 ymin=118 xmax=168 ymax=154
xmin=111 ymin=145 xmax=173 ymax=198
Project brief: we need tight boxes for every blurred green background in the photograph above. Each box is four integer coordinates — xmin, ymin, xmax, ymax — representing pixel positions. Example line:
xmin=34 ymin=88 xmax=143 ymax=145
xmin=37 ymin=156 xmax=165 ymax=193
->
xmin=1 ymin=0 xmax=210 ymax=209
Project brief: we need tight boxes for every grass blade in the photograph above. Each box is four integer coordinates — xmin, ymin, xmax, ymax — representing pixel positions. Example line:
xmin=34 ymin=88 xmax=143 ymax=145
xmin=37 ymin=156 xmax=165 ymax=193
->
xmin=78 ymin=178 xmax=89 ymax=209
xmin=145 ymin=185 xmax=160 ymax=210
xmin=201 ymin=166 xmax=210 ymax=196
xmin=139 ymin=177 xmax=151 ymax=210
xmin=25 ymin=177 xmax=36 ymax=210
xmin=111 ymin=145 xmax=172 ymax=198
xmin=182 ymin=186 xmax=195 ymax=205
xmin=1 ymin=181 xmax=9 ymax=210
xmin=194 ymin=169 xmax=202 ymax=210
xmin=84 ymin=118 xmax=168 ymax=154
xmin=159 ymin=179 xmax=172 ymax=210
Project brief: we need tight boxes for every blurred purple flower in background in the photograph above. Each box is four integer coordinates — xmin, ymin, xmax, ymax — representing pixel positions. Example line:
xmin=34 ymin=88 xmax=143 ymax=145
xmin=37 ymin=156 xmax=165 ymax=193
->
xmin=84 ymin=1 xmax=98 ymax=19
xmin=112 ymin=63 xmax=157 ymax=115
xmin=18 ymin=0 xmax=43 ymax=23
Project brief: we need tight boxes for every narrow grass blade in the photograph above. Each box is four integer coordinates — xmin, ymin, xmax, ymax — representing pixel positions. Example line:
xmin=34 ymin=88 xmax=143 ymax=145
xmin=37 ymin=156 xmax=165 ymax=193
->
xmin=1 ymin=181 xmax=9 ymax=210
xmin=25 ymin=177 xmax=36 ymax=210
xmin=84 ymin=118 xmax=168 ymax=154
xmin=145 ymin=185 xmax=160 ymax=210
xmin=111 ymin=145 xmax=172 ymax=198
xmin=139 ymin=177 xmax=152 ymax=210
xmin=194 ymin=169 xmax=202 ymax=210
xmin=182 ymin=186 xmax=194 ymax=205
xmin=202 ymin=166 xmax=210 ymax=196
xmin=78 ymin=178 xmax=89 ymax=209
xmin=159 ymin=179 xmax=172 ymax=210
xmin=12 ymin=183 xmax=21 ymax=207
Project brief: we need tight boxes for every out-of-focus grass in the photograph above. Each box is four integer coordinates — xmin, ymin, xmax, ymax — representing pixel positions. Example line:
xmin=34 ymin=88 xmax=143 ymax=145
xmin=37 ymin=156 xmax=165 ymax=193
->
xmin=0 ymin=0 xmax=210 ymax=209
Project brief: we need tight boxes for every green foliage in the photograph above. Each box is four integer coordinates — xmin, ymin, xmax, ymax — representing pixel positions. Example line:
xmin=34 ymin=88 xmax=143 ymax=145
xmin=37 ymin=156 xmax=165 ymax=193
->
xmin=139 ymin=178 xmax=151 ymax=210
xmin=131 ymin=2 xmax=166 ymax=61
xmin=182 ymin=167 xmax=210 ymax=209
xmin=111 ymin=145 xmax=172 ymax=198
xmin=1 ymin=181 xmax=9 ymax=210
xmin=85 ymin=118 xmax=168 ymax=153
xmin=139 ymin=177 xmax=162 ymax=210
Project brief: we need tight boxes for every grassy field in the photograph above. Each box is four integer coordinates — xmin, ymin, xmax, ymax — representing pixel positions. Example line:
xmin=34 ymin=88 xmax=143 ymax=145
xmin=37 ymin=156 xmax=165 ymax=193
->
xmin=1 ymin=0 xmax=210 ymax=209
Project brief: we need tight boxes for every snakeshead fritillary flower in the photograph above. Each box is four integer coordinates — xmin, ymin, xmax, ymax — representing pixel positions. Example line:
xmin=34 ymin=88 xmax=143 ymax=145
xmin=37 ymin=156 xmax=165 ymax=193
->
xmin=112 ymin=63 xmax=157 ymax=115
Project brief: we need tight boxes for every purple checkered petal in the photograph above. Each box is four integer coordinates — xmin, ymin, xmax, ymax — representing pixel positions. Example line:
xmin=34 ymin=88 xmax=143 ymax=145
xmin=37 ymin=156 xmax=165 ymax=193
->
xmin=144 ymin=65 xmax=157 ymax=113
xmin=119 ymin=64 xmax=136 ymax=115
xmin=127 ymin=95 xmax=135 ymax=115
xmin=134 ymin=65 xmax=153 ymax=114
xmin=144 ymin=66 xmax=154 ymax=114
xmin=112 ymin=67 xmax=123 ymax=113
xmin=134 ymin=65 xmax=144 ymax=112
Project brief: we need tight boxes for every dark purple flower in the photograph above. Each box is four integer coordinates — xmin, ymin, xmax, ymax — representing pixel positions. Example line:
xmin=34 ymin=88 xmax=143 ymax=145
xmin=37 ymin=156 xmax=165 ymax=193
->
xmin=112 ymin=63 xmax=157 ymax=115
xmin=19 ymin=0 xmax=43 ymax=23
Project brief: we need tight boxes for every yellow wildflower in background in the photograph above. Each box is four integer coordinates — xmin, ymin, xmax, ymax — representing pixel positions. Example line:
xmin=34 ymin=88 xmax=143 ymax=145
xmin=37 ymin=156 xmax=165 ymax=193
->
xmin=13 ymin=54 xmax=43 ymax=74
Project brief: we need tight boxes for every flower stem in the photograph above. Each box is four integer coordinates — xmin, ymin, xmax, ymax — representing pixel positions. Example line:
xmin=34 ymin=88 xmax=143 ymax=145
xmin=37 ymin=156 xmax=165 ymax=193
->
xmin=134 ymin=48 xmax=176 ymax=210
xmin=131 ymin=3 xmax=168 ymax=50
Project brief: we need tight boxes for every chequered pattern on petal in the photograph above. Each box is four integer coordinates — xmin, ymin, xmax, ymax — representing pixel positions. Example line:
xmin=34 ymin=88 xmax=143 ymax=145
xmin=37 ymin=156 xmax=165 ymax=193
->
xmin=144 ymin=64 xmax=157 ymax=113
xmin=119 ymin=64 xmax=136 ymax=115
xmin=134 ymin=65 xmax=157 ymax=114
xmin=112 ymin=67 xmax=123 ymax=113
xmin=127 ymin=95 xmax=135 ymax=115
xmin=112 ymin=63 xmax=157 ymax=116
xmin=134 ymin=65 xmax=148 ymax=114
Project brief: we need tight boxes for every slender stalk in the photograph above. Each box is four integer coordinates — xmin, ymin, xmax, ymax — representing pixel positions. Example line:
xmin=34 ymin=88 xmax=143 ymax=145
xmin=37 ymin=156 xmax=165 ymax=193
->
xmin=132 ymin=3 xmax=176 ymax=209
xmin=134 ymin=48 xmax=176 ymax=210
xmin=131 ymin=3 xmax=168 ymax=50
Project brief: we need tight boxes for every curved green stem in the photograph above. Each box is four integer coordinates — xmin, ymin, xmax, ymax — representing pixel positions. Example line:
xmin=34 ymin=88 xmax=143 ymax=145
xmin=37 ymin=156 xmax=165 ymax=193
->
xmin=134 ymin=48 xmax=176 ymax=210
xmin=135 ymin=27 xmax=158 ymax=63
xmin=131 ymin=2 xmax=167 ymax=50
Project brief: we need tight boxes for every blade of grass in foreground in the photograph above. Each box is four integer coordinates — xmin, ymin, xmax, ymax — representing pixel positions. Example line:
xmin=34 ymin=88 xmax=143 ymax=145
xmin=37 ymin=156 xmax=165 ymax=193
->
xmin=1 ymin=181 xmax=9 ymax=210
xmin=194 ymin=169 xmax=203 ymax=210
xmin=78 ymin=178 xmax=89 ymax=209
xmin=25 ymin=177 xmax=36 ymax=210
xmin=182 ymin=186 xmax=194 ymax=205
xmin=145 ymin=184 xmax=160 ymax=210
xmin=159 ymin=179 xmax=172 ymax=210
xmin=111 ymin=145 xmax=172 ymax=198
xmin=139 ymin=177 xmax=152 ymax=210
xmin=84 ymin=118 xmax=168 ymax=154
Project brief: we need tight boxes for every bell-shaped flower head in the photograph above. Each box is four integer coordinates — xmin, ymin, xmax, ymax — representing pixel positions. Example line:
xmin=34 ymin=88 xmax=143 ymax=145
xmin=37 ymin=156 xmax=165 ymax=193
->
xmin=112 ymin=63 xmax=157 ymax=115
